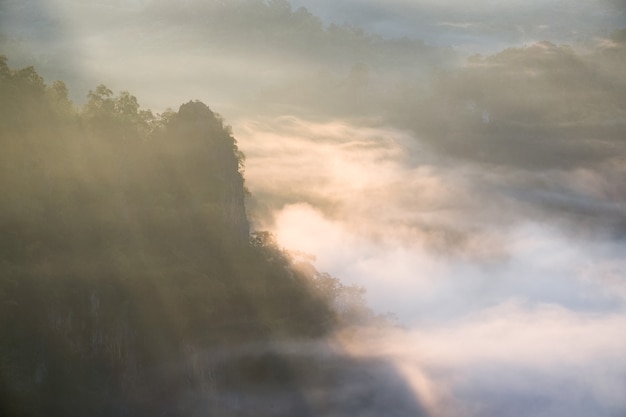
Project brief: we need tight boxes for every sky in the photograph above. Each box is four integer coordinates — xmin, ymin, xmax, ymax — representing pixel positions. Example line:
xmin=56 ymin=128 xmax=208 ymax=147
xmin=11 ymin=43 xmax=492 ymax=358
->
xmin=290 ymin=0 xmax=626 ymax=51
xmin=1 ymin=0 xmax=625 ymax=416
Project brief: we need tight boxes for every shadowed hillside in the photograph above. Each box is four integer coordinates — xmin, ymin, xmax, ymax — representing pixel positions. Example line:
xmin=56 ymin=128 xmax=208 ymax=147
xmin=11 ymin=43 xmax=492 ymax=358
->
xmin=0 ymin=57 xmax=422 ymax=417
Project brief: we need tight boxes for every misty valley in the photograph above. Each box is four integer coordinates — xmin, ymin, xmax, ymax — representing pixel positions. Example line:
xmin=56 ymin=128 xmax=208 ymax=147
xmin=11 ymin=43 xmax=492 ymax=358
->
xmin=1 ymin=1 xmax=626 ymax=417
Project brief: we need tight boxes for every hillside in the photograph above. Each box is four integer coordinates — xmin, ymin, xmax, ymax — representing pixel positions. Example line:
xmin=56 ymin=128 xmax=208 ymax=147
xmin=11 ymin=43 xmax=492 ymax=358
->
xmin=0 ymin=57 xmax=388 ymax=417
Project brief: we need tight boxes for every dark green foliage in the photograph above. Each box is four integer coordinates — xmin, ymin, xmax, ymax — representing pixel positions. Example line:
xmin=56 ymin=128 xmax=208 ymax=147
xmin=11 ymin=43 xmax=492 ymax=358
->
xmin=0 ymin=58 xmax=374 ymax=416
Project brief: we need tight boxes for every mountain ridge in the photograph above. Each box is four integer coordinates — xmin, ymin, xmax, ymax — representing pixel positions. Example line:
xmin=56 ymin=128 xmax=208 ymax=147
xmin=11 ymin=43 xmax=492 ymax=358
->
xmin=0 ymin=57 xmax=397 ymax=417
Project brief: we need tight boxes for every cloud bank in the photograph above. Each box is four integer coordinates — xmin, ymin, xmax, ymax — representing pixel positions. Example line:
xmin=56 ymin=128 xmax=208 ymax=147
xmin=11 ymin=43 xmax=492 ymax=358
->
xmin=338 ymin=303 xmax=626 ymax=417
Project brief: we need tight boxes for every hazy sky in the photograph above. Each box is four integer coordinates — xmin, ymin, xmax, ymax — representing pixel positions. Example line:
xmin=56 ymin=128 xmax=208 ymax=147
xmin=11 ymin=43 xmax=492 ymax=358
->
xmin=291 ymin=0 xmax=626 ymax=49
xmin=2 ymin=1 xmax=625 ymax=416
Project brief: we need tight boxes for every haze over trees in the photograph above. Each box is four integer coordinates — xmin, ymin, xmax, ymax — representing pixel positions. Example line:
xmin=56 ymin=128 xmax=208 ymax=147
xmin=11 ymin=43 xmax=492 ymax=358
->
xmin=0 ymin=57 xmax=389 ymax=417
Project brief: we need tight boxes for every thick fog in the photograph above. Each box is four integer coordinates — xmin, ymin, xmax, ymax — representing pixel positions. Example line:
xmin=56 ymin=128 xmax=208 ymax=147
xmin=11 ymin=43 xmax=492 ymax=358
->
xmin=2 ymin=0 xmax=625 ymax=416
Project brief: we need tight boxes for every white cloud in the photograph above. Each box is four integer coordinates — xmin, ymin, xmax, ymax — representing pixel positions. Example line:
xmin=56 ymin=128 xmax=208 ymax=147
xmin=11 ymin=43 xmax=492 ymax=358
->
xmin=234 ymin=115 xmax=626 ymax=325
xmin=337 ymin=303 xmax=626 ymax=417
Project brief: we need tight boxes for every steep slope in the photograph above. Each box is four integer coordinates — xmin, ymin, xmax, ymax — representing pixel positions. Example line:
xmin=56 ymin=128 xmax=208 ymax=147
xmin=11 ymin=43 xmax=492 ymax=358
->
xmin=0 ymin=57 xmax=414 ymax=417
xmin=0 ymin=58 xmax=340 ymax=416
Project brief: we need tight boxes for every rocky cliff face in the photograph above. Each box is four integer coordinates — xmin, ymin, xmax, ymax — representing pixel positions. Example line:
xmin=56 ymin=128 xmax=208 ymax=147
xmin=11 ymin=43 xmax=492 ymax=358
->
xmin=173 ymin=100 xmax=250 ymax=242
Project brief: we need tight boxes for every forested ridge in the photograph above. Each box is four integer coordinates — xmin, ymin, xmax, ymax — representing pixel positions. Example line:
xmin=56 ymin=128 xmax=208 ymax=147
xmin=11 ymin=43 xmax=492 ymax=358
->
xmin=0 ymin=57 xmax=379 ymax=417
